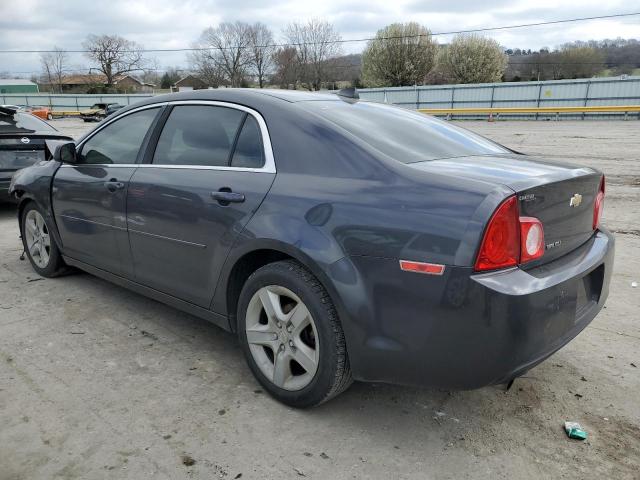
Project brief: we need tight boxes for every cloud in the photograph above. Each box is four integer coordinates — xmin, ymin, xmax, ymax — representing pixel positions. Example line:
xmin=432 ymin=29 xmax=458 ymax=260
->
xmin=405 ymin=0 xmax=513 ymax=14
xmin=0 ymin=0 xmax=637 ymax=76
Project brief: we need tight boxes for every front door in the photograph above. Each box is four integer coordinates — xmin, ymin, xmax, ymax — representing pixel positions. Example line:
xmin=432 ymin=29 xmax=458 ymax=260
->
xmin=52 ymin=106 xmax=161 ymax=276
xmin=127 ymin=103 xmax=275 ymax=307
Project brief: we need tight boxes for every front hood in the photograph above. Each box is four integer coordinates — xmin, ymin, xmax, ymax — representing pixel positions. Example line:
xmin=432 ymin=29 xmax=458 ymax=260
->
xmin=407 ymin=154 xmax=596 ymax=192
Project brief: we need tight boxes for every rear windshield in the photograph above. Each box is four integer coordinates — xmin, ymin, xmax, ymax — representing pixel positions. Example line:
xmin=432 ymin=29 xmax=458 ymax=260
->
xmin=0 ymin=112 xmax=55 ymax=133
xmin=300 ymin=101 xmax=510 ymax=162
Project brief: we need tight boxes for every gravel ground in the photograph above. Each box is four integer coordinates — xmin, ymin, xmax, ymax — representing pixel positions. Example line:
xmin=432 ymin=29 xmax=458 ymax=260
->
xmin=0 ymin=119 xmax=638 ymax=480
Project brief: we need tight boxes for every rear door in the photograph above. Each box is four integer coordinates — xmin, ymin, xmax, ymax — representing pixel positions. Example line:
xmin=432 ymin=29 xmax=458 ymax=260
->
xmin=126 ymin=102 xmax=275 ymax=307
xmin=52 ymin=106 xmax=162 ymax=276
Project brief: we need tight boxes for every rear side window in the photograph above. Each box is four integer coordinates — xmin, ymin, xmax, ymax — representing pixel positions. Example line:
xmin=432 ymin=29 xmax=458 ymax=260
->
xmin=153 ymin=105 xmax=244 ymax=167
xmin=231 ymin=116 xmax=265 ymax=168
xmin=80 ymin=108 xmax=159 ymax=164
xmin=300 ymin=101 xmax=510 ymax=163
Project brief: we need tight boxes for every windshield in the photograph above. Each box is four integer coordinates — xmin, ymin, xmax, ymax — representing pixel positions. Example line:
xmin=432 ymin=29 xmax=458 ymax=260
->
xmin=300 ymin=101 xmax=510 ymax=163
xmin=0 ymin=112 xmax=55 ymax=133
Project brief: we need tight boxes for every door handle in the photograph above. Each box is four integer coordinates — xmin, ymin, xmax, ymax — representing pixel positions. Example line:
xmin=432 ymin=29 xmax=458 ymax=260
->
xmin=105 ymin=180 xmax=125 ymax=193
xmin=211 ymin=189 xmax=245 ymax=205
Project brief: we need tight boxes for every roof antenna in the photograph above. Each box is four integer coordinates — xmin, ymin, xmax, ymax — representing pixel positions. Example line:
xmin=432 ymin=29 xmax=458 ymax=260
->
xmin=336 ymin=87 xmax=359 ymax=103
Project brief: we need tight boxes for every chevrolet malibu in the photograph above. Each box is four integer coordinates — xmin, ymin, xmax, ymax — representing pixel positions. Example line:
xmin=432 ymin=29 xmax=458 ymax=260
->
xmin=9 ymin=89 xmax=613 ymax=408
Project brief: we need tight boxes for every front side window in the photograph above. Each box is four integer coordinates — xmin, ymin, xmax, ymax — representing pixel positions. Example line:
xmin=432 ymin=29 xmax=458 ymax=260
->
xmin=79 ymin=108 xmax=159 ymax=165
xmin=153 ymin=105 xmax=245 ymax=167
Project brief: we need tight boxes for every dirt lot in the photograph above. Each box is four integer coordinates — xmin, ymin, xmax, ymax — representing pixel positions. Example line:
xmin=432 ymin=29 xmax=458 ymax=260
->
xmin=1 ymin=119 xmax=639 ymax=479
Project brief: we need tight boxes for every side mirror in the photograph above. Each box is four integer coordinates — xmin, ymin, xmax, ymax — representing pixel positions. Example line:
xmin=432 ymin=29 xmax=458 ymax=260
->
xmin=46 ymin=141 xmax=77 ymax=164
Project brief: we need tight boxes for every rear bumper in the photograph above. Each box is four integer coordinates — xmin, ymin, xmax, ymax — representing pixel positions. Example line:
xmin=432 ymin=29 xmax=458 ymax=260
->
xmin=334 ymin=229 xmax=614 ymax=388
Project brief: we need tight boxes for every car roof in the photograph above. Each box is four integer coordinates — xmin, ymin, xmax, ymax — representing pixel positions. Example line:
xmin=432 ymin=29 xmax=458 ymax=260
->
xmin=250 ymin=89 xmax=340 ymax=102
xmin=145 ymin=88 xmax=341 ymax=106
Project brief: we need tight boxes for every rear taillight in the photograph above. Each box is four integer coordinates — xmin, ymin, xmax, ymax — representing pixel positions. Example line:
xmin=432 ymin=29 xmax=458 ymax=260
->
xmin=474 ymin=195 xmax=545 ymax=272
xmin=593 ymin=175 xmax=605 ymax=230
xmin=519 ymin=217 xmax=544 ymax=263
xmin=474 ymin=196 xmax=520 ymax=271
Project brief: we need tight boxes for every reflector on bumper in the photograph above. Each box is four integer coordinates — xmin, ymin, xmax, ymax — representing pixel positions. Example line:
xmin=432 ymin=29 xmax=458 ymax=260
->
xmin=399 ymin=260 xmax=445 ymax=275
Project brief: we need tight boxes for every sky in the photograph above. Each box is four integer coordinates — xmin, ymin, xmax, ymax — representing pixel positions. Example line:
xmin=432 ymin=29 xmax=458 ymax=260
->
xmin=0 ymin=0 xmax=638 ymax=78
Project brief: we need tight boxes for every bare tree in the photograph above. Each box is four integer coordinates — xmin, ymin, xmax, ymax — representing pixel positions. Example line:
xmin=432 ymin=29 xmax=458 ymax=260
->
xmin=327 ymin=54 xmax=362 ymax=87
xmin=40 ymin=46 xmax=68 ymax=93
xmin=361 ymin=23 xmax=437 ymax=87
xmin=247 ymin=23 xmax=275 ymax=88
xmin=189 ymin=48 xmax=226 ymax=87
xmin=194 ymin=22 xmax=252 ymax=87
xmin=436 ymin=34 xmax=508 ymax=84
xmin=140 ymin=70 xmax=160 ymax=87
xmin=284 ymin=19 xmax=342 ymax=90
xmin=82 ymin=34 xmax=148 ymax=86
xmin=272 ymin=47 xmax=299 ymax=89
xmin=505 ymin=43 xmax=608 ymax=82
xmin=139 ymin=58 xmax=161 ymax=87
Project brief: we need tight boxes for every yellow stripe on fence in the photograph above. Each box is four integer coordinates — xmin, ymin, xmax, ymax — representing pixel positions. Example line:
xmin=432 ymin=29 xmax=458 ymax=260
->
xmin=418 ymin=105 xmax=640 ymax=115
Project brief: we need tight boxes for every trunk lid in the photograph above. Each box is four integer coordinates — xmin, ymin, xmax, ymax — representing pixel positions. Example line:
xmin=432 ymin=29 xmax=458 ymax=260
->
xmin=0 ymin=133 xmax=70 ymax=182
xmin=1 ymin=108 xmax=71 ymax=182
xmin=408 ymin=155 xmax=602 ymax=265
xmin=516 ymin=173 xmax=602 ymax=266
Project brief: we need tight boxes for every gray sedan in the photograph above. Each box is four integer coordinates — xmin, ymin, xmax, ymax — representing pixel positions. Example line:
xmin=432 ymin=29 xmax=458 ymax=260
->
xmin=9 ymin=89 xmax=613 ymax=407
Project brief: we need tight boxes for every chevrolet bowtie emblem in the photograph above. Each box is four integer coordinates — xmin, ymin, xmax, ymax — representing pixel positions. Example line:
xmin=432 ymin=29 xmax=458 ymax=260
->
xmin=569 ymin=193 xmax=583 ymax=207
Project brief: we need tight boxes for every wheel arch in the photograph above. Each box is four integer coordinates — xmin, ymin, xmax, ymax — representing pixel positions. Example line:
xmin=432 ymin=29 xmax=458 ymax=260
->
xmin=15 ymin=194 xmax=37 ymax=236
xmin=213 ymin=239 xmax=349 ymax=334
xmin=10 ymin=159 xmax=65 ymax=251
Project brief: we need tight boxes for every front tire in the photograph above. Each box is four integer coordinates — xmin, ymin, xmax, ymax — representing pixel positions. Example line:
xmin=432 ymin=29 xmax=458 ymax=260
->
xmin=238 ymin=260 xmax=352 ymax=408
xmin=21 ymin=203 xmax=67 ymax=277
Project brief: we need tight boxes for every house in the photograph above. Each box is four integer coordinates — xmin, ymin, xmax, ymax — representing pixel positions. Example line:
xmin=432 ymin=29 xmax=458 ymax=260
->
xmin=55 ymin=74 xmax=154 ymax=93
xmin=0 ymin=79 xmax=39 ymax=94
xmin=113 ymin=75 xmax=155 ymax=93
xmin=172 ymin=75 xmax=209 ymax=92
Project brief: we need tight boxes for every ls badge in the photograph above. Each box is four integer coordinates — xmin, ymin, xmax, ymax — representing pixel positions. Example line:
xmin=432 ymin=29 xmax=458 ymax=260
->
xmin=569 ymin=193 xmax=583 ymax=207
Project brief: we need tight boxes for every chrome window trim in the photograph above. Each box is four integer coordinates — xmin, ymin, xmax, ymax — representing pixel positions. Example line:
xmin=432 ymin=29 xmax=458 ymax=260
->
xmin=136 ymin=164 xmax=269 ymax=172
xmin=60 ymin=164 xmax=138 ymax=168
xmin=74 ymin=100 xmax=276 ymax=174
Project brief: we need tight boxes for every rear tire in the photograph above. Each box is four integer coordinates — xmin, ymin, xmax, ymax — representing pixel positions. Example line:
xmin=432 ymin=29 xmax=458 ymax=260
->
xmin=21 ymin=203 xmax=67 ymax=278
xmin=237 ymin=260 xmax=352 ymax=408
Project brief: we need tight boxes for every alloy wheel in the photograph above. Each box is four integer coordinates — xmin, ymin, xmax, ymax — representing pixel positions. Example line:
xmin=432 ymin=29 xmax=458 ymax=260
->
xmin=245 ymin=285 xmax=319 ymax=391
xmin=24 ymin=210 xmax=51 ymax=268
